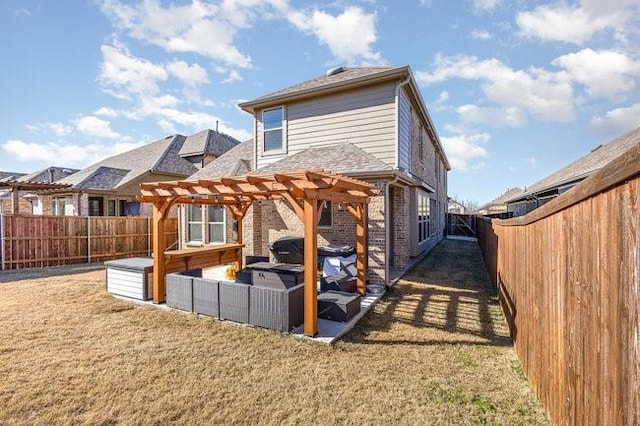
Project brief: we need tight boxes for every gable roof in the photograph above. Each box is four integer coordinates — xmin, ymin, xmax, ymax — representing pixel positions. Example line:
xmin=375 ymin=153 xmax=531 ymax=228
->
xmin=238 ymin=65 xmax=451 ymax=171
xmin=250 ymin=143 xmax=393 ymax=176
xmin=58 ymin=135 xmax=197 ymax=191
xmin=179 ymin=129 xmax=240 ymax=158
xmin=13 ymin=166 xmax=78 ymax=183
xmin=0 ymin=171 xmax=25 ymax=181
xmin=481 ymin=188 xmax=524 ymax=210
xmin=239 ymin=66 xmax=404 ymax=113
xmin=188 ymin=139 xmax=254 ymax=180
xmin=509 ymin=127 xmax=640 ymax=202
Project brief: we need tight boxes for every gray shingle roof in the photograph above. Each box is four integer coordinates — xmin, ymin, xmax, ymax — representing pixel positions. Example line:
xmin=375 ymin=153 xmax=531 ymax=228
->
xmin=250 ymin=143 xmax=393 ymax=175
xmin=74 ymin=167 xmax=130 ymax=190
xmin=481 ymin=188 xmax=524 ymax=210
xmin=509 ymin=127 xmax=640 ymax=202
xmin=14 ymin=166 xmax=78 ymax=183
xmin=0 ymin=171 xmax=25 ymax=181
xmin=58 ymin=135 xmax=197 ymax=191
xmin=188 ymin=139 xmax=254 ymax=180
xmin=179 ymin=129 xmax=240 ymax=157
xmin=239 ymin=66 xmax=405 ymax=112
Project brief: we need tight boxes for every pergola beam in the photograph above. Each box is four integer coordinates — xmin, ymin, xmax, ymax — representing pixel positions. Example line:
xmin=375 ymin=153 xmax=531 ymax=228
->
xmin=139 ymin=169 xmax=379 ymax=333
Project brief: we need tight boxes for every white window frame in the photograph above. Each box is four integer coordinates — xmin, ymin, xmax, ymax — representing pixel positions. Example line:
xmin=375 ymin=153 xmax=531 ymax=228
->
xmin=206 ymin=205 xmax=226 ymax=244
xmin=262 ymin=106 xmax=286 ymax=155
xmin=187 ymin=205 xmax=204 ymax=244
xmin=52 ymin=197 xmax=66 ymax=216
xmin=417 ymin=191 xmax=430 ymax=244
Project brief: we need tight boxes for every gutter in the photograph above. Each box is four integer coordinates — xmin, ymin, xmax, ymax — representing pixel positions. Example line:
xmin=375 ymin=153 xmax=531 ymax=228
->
xmin=384 ymin=174 xmax=399 ymax=287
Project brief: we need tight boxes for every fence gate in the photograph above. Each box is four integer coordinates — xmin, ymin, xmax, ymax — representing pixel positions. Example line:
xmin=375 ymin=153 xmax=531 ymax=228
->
xmin=446 ymin=213 xmax=477 ymax=237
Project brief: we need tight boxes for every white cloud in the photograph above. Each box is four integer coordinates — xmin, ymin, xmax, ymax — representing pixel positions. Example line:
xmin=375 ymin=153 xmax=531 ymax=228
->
xmin=14 ymin=8 xmax=31 ymax=17
xmin=166 ymin=60 xmax=209 ymax=87
xmin=552 ymin=48 xmax=640 ymax=99
xmin=222 ymin=70 xmax=243 ymax=84
xmin=94 ymin=107 xmax=120 ymax=118
xmin=590 ymin=103 xmax=640 ymax=135
xmin=516 ymin=1 xmax=640 ymax=44
xmin=458 ymin=105 xmax=527 ymax=127
xmin=27 ymin=122 xmax=73 ymax=137
xmin=98 ymin=43 xmax=168 ymax=97
xmin=288 ymin=7 xmax=383 ymax=65
xmin=2 ymin=139 xmax=143 ymax=167
xmin=74 ymin=116 xmax=121 ymax=139
xmin=524 ymin=157 xmax=537 ymax=166
xmin=470 ymin=29 xmax=492 ymax=40
xmin=472 ymin=0 xmax=500 ymax=11
xmin=440 ymin=132 xmax=489 ymax=171
xmin=416 ymin=54 xmax=574 ymax=125
xmin=99 ymin=0 xmax=267 ymax=68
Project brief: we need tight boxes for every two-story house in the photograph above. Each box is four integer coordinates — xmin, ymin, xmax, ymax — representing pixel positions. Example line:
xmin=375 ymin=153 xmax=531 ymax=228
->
xmin=181 ymin=66 xmax=450 ymax=286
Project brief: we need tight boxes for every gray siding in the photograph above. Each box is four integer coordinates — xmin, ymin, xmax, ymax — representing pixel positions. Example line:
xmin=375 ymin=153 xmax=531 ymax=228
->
xmin=398 ymin=88 xmax=411 ymax=171
xmin=256 ymin=83 xmax=397 ymax=169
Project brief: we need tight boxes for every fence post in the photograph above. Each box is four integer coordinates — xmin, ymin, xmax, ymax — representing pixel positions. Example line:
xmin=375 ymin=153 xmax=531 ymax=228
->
xmin=87 ymin=216 xmax=91 ymax=263
xmin=0 ymin=212 xmax=4 ymax=271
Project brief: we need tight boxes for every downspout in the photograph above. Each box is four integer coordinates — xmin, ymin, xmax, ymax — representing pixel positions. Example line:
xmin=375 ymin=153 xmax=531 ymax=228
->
xmin=386 ymin=75 xmax=411 ymax=286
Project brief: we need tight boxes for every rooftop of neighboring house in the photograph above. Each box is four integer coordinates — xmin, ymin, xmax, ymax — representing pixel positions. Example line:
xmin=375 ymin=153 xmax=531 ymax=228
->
xmin=508 ymin=127 xmax=640 ymax=203
xmin=238 ymin=66 xmax=402 ymax=112
xmin=480 ymin=188 xmax=524 ymax=211
xmin=10 ymin=166 xmax=78 ymax=183
xmin=0 ymin=171 xmax=26 ymax=181
xmin=188 ymin=139 xmax=254 ymax=180
xmin=57 ymin=134 xmax=198 ymax=191
xmin=179 ymin=128 xmax=240 ymax=158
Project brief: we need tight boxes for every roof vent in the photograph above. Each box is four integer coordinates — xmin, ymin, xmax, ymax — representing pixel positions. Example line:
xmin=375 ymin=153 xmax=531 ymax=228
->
xmin=326 ymin=66 xmax=346 ymax=76
xmin=590 ymin=144 xmax=603 ymax=152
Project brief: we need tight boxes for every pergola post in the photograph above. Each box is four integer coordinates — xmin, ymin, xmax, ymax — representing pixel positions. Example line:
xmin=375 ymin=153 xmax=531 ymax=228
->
xmin=350 ymin=203 xmax=368 ymax=295
xmin=229 ymin=203 xmax=250 ymax=271
xmin=303 ymin=197 xmax=318 ymax=336
xmin=152 ymin=201 xmax=168 ymax=303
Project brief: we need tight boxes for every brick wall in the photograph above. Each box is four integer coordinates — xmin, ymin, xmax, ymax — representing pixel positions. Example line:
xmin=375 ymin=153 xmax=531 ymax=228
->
xmin=391 ymin=185 xmax=410 ymax=269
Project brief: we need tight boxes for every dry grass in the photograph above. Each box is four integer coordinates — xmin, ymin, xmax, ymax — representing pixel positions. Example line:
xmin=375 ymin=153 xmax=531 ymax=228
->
xmin=0 ymin=239 xmax=548 ymax=425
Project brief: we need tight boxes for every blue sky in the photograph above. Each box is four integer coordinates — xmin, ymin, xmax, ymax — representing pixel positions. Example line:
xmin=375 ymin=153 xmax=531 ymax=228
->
xmin=1 ymin=0 xmax=639 ymax=205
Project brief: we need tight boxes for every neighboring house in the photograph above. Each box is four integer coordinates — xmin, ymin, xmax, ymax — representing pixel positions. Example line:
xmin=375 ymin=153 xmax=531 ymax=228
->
xmin=178 ymin=128 xmax=241 ymax=169
xmin=181 ymin=66 xmax=450 ymax=285
xmin=507 ymin=127 xmax=640 ymax=216
xmin=478 ymin=188 xmax=523 ymax=218
xmin=448 ymin=198 xmax=467 ymax=214
xmin=0 ymin=167 xmax=77 ymax=214
xmin=42 ymin=130 xmax=239 ymax=217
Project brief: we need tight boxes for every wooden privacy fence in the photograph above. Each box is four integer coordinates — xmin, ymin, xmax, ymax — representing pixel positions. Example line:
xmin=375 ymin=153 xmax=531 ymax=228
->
xmin=0 ymin=215 xmax=178 ymax=270
xmin=476 ymin=142 xmax=639 ymax=425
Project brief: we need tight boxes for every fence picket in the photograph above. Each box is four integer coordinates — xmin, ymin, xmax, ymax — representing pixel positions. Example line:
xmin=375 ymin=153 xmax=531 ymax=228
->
xmin=0 ymin=215 xmax=178 ymax=269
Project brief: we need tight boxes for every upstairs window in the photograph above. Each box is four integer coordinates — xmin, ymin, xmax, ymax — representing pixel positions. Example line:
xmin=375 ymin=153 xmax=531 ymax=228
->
xmin=263 ymin=107 xmax=284 ymax=153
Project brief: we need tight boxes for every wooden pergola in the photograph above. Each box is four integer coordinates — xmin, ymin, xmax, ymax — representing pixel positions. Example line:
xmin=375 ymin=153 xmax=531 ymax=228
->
xmin=138 ymin=169 xmax=379 ymax=336
xmin=0 ymin=180 xmax=71 ymax=214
